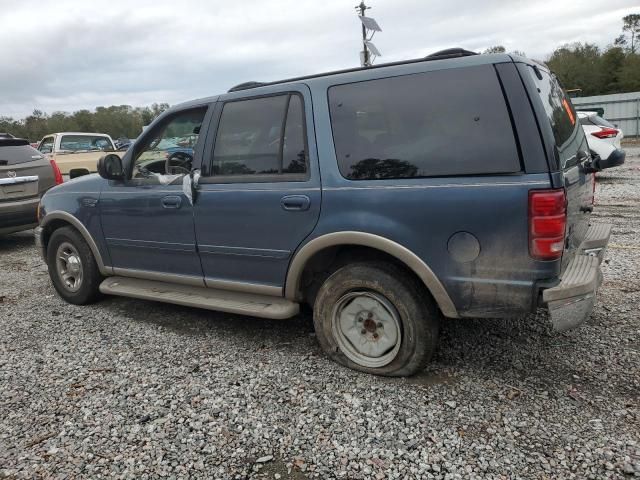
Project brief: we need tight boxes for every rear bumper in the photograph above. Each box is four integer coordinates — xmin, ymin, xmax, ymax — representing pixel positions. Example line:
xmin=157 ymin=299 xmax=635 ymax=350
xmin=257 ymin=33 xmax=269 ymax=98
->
xmin=0 ymin=197 xmax=39 ymax=235
xmin=542 ymin=223 xmax=611 ymax=331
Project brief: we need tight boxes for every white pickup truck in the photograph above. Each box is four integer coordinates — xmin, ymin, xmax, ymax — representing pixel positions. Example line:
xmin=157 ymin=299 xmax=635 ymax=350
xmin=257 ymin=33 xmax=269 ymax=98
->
xmin=37 ymin=132 xmax=117 ymax=175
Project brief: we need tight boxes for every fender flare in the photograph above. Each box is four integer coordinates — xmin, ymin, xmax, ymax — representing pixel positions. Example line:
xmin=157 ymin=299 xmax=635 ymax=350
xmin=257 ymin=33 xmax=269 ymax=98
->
xmin=284 ymin=231 xmax=458 ymax=318
xmin=40 ymin=211 xmax=112 ymax=276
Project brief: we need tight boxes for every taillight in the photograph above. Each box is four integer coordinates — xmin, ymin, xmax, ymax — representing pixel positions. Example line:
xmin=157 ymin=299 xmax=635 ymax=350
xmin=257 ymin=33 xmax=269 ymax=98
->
xmin=591 ymin=127 xmax=618 ymax=139
xmin=529 ymin=189 xmax=566 ymax=260
xmin=50 ymin=159 xmax=64 ymax=185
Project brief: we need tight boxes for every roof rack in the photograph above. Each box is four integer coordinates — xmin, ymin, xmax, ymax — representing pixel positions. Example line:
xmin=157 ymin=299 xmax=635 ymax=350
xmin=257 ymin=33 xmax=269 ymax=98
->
xmin=228 ymin=81 xmax=268 ymax=93
xmin=425 ymin=48 xmax=478 ymax=60
xmin=226 ymin=47 xmax=481 ymax=93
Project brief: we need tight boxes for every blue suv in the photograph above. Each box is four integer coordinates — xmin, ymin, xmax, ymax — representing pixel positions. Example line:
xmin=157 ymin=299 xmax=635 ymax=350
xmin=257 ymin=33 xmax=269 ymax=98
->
xmin=35 ymin=49 xmax=620 ymax=376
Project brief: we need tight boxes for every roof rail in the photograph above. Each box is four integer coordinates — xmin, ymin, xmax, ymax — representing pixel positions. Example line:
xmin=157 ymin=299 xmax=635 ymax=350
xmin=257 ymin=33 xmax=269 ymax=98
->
xmin=226 ymin=49 xmax=482 ymax=93
xmin=425 ymin=48 xmax=478 ymax=60
xmin=228 ymin=81 xmax=268 ymax=93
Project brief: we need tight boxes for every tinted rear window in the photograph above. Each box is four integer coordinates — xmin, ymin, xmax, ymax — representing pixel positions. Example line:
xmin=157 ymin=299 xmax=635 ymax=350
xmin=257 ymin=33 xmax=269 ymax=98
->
xmin=0 ymin=145 xmax=45 ymax=166
xmin=328 ymin=65 xmax=521 ymax=180
xmin=592 ymin=115 xmax=615 ymax=128
xmin=526 ymin=67 xmax=587 ymax=169
xmin=59 ymin=135 xmax=113 ymax=152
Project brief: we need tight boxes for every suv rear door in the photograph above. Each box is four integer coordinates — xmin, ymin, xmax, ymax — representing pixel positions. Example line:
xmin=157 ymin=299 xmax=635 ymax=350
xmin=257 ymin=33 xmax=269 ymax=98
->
xmin=193 ymin=84 xmax=320 ymax=293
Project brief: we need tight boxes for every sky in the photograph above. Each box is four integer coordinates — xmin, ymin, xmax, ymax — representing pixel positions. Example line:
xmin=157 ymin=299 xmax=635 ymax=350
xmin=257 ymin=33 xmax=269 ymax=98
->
xmin=0 ymin=0 xmax=637 ymax=119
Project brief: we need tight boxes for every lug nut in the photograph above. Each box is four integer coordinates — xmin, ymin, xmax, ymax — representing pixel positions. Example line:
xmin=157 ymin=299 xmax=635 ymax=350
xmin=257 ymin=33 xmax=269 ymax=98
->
xmin=361 ymin=329 xmax=367 ymax=335
xmin=373 ymin=333 xmax=379 ymax=339
xmin=376 ymin=322 xmax=383 ymax=328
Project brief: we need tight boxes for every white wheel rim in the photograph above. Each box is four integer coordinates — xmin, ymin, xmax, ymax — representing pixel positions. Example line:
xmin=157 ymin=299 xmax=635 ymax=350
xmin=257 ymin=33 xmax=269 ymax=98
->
xmin=331 ymin=291 xmax=401 ymax=368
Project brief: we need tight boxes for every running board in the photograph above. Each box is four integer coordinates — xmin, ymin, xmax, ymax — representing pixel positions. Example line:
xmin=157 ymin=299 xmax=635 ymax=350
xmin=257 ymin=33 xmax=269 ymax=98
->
xmin=99 ymin=277 xmax=299 ymax=319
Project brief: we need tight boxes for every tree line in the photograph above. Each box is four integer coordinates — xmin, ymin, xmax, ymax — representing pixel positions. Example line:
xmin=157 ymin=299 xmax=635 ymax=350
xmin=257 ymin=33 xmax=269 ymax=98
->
xmin=2 ymin=14 xmax=638 ymax=142
xmin=0 ymin=103 xmax=169 ymax=143
xmin=486 ymin=14 xmax=640 ymax=97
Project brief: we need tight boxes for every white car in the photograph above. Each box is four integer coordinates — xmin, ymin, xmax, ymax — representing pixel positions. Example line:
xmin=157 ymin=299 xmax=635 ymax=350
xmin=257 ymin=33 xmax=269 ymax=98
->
xmin=578 ymin=111 xmax=625 ymax=167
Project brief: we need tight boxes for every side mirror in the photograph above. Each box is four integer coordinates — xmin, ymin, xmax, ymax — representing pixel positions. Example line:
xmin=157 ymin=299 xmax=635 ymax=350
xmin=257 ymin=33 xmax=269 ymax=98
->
xmin=597 ymin=149 xmax=626 ymax=170
xmin=97 ymin=154 xmax=125 ymax=181
xmin=69 ymin=168 xmax=90 ymax=179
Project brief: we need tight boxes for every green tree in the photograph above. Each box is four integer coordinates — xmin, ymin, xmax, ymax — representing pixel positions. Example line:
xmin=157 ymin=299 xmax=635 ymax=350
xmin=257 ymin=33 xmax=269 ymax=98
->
xmin=622 ymin=14 xmax=640 ymax=53
xmin=600 ymin=46 xmax=626 ymax=93
xmin=618 ymin=53 xmax=640 ymax=91
xmin=483 ymin=45 xmax=506 ymax=54
xmin=546 ymin=43 xmax=604 ymax=95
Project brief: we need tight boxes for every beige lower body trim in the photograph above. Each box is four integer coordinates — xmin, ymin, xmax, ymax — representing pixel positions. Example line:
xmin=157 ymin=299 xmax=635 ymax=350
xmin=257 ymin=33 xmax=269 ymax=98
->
xmin=285 ymin=231 xmax=459 ymax=318
xmin=41 ymin=211 xmax=113 ymax=276
xmin=112 ymin=268 xmax=205 ymax=287
xmin=205 ymin=277 xmax=282 ymax=297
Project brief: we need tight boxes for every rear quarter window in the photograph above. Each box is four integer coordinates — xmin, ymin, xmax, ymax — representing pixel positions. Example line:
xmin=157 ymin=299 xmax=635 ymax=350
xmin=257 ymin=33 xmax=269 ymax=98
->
xmin=59 ymin=135 xmax=114 ymax=152
xmin=328 ymin=64 xmax=521 ymax=180
xmin=526 ymin=67 xmax=587 ymax=169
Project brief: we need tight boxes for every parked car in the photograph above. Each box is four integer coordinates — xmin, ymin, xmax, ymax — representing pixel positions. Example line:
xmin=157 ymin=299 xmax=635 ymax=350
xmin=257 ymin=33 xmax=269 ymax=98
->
xmin=35 ymin=50 xmax=616 ymax=376
xmin=1 ymin=136 xmax=62 ymax=235
xmin=114 ymin=137 xmax=134 ymax=151
xmin=37 ymin=132 xmax=116 ymax=176
xmin=578 ymin=111 xmax=626 ymax=168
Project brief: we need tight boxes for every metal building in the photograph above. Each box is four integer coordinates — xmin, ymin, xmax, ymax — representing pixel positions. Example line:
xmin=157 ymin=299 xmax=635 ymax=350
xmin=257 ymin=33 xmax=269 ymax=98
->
xmin=572 ymin=91 xmax=640 ymax=138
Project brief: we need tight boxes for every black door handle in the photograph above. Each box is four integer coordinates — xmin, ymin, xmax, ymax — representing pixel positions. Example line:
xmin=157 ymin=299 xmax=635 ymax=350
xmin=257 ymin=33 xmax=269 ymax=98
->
xmin=281 ymin=195 xmax=310 ymax=211
xmin=161 ymin=195 xmax=182 ymax=209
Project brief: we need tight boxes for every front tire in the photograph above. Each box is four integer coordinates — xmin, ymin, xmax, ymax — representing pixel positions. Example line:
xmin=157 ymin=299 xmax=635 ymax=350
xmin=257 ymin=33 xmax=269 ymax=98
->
xmin=47 ymin=226 xmax=103 ymax=305
xmin=313 ymin=262 xmax=440 ymax=376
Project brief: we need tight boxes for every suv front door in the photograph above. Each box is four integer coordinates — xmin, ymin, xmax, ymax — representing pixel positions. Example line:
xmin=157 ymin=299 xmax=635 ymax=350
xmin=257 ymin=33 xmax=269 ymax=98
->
xmin=194 ymin=86 xmax=320 ymax=294
xmin=99 ymin=106 xmax=211 ymax=284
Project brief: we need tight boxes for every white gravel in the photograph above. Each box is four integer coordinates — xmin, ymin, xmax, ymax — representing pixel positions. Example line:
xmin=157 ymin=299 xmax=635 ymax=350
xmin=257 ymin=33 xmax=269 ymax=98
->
xmin=1 ymin=147 xmax=639 ymax=479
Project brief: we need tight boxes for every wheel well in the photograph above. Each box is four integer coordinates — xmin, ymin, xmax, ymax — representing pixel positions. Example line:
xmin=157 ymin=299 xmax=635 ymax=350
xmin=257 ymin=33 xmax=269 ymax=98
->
xmin=41 ymin=219 xmax=73 ymax=254
xmin=297 ymin=245 xmax=437 ymax=310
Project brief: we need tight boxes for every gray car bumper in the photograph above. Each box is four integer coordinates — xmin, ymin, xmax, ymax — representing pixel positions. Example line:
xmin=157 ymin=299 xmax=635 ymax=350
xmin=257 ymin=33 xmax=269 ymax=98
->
xmin=0 ymin=197 xmax=39 ymax=235
xmin=542 ymin=223 xmax=611 ymax=332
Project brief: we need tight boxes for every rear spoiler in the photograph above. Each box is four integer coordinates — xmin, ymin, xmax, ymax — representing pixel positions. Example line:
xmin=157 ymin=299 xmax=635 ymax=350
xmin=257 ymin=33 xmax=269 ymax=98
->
xmin=0 ymin=138 xmax=30 ymax=147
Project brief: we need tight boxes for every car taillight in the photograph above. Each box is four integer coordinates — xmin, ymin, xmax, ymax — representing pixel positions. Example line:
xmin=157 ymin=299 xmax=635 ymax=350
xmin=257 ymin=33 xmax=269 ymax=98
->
xmin=591 ymin=127 xmax=618 ymax=139
xmin=50 ymin=159 xmax=64 ymax=185
xmin=529 ymin=189 xmax=566 ymax=260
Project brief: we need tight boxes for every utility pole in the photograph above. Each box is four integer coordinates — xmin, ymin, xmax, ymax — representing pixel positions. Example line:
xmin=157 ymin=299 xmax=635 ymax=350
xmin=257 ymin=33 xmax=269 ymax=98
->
xmin=356 ymin=1 xmax=381 ymax=67
xmin=358 ymin=1 xmax=370 ymax=67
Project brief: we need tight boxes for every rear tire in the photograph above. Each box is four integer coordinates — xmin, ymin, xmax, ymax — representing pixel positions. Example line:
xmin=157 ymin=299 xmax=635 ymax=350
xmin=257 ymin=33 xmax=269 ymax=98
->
xmin=313 ymin=262 xmax=440 ymax=376
xmin=47 ymin=226 xmax=103 ymax=305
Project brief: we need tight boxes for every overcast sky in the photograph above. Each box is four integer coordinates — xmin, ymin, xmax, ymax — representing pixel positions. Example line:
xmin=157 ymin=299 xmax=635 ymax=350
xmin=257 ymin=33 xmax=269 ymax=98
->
xmin=0 ymin=0 xmax=637 ymax=119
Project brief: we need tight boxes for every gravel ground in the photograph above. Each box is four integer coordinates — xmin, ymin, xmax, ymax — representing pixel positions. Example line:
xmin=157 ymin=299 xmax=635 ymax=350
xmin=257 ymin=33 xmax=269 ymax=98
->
xmin=1 ymin=149 xmax=639 ymax=479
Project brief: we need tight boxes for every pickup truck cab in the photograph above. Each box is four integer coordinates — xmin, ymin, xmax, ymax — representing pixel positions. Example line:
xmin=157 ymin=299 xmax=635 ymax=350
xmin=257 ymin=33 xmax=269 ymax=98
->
xmin=35 ymin=50 xmax=615 ymax=376
xmin=37 ymin=132 xmax=116 ymax=176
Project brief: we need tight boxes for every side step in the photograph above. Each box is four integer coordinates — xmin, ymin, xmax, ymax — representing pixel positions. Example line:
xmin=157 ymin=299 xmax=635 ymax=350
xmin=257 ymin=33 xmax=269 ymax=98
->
xmin=99 ymin=277 xmax=299 ymax=319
